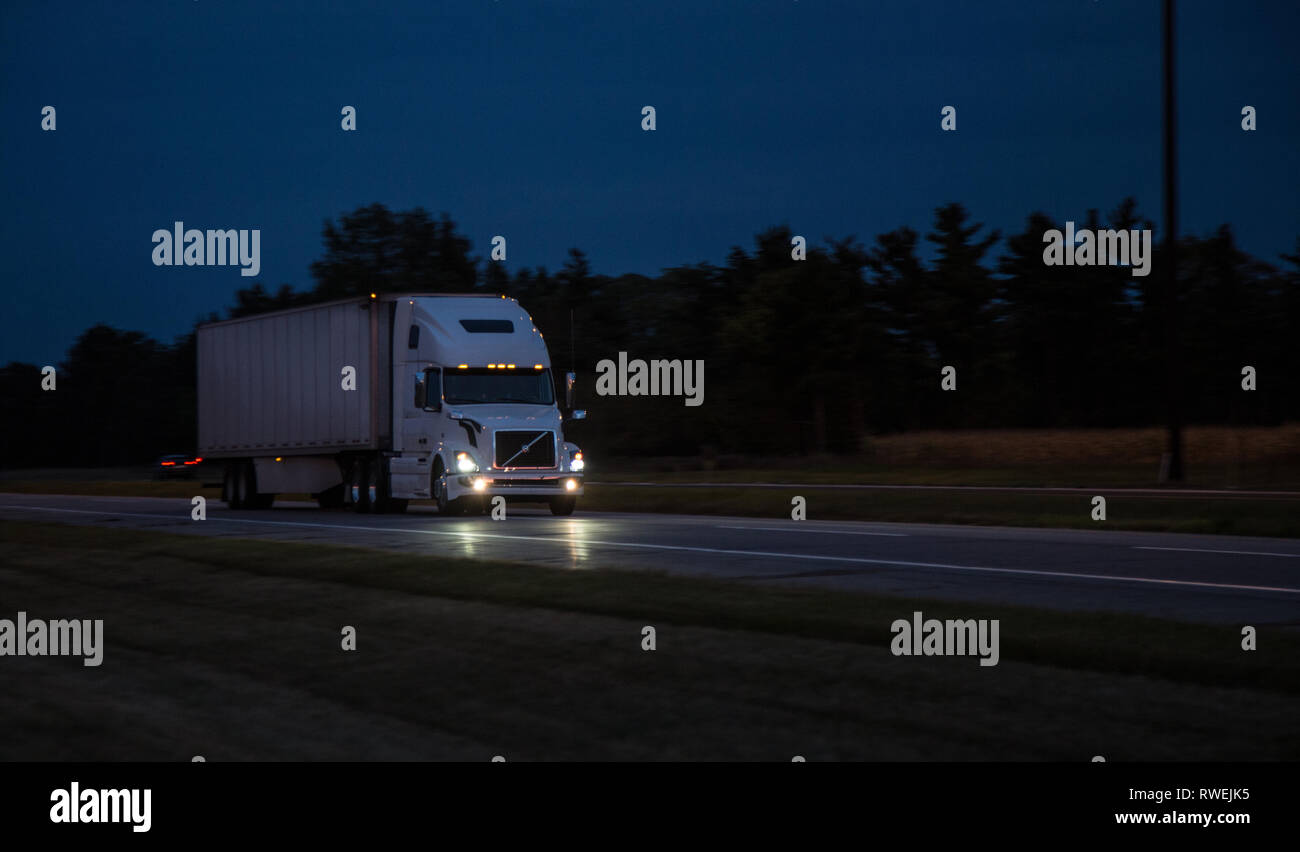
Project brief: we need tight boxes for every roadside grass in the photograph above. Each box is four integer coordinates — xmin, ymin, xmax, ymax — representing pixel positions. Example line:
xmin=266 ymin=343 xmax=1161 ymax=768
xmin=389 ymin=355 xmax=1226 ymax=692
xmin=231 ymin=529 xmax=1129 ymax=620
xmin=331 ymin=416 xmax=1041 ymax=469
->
xmin=593 ymin=423 xmax=1300 ymax=489
xmin=580 ymin=486 xmax=1300 ymax=538
xmin=2 ymin=520 xmax=1296 ymax=760
xmin=590 ymin=462 xmax=1300 ymax=490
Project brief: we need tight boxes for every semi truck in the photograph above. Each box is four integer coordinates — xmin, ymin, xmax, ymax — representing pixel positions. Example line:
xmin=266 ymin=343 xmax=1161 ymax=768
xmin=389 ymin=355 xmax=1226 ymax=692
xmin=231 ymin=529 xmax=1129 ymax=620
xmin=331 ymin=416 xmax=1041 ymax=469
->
xmin=196 ymin=293 xmax=586 ymax=515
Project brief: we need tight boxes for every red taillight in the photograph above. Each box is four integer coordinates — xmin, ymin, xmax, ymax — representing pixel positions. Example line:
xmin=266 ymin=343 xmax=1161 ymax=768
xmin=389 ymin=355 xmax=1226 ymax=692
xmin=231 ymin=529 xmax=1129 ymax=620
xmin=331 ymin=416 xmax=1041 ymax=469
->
xmin=194 ymin=457 xmax=202 ymax=463
xmin=183 ymin=460 xmax=198 ymax=465
xmin=160 ymin=461 xmax=175 ymax=466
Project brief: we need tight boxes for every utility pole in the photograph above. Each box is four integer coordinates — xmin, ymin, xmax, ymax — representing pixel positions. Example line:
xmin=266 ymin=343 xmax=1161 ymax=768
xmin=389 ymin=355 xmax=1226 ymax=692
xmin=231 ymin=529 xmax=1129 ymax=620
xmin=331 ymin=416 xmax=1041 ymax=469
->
xmin=1161 ymin=0 xmax=1184 ymax=481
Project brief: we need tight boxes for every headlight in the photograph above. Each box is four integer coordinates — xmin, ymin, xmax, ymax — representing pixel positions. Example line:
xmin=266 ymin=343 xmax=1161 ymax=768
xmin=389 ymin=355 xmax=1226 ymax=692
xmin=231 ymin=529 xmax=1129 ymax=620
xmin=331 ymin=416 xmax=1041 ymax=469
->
xmin=570 ymin=451 xmax=584 ymax=472
xmin=456 ymin=452 xmax=478 ymax=473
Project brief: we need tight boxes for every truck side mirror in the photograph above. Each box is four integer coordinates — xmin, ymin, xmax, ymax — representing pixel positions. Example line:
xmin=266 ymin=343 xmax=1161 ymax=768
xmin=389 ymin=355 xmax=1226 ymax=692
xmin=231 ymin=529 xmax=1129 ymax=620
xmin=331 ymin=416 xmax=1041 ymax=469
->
xmin=565 ymin=371 xmax=576 ymax=410
xmin=423 ymin=368 xmax=442 ymax=412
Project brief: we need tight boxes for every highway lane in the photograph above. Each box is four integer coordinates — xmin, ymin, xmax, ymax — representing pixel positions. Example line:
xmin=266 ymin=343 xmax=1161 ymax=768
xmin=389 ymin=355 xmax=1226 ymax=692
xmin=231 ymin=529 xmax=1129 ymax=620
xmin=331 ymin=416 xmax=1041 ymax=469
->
xmin=2 ymin=493 xmax=1298 ymax=624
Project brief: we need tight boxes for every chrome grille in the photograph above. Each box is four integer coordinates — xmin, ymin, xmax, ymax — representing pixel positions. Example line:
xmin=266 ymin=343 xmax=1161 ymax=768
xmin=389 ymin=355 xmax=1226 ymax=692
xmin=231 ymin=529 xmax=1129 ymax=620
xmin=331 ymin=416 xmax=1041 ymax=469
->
xmin=493 ymin=430 xmax=557 ymax=469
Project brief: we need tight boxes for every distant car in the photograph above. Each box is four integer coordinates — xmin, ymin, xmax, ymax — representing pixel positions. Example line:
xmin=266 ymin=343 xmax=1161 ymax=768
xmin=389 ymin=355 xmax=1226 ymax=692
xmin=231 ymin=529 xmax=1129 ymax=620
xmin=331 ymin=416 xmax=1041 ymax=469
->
xmin=154 ymin=454 xmax=203 ymax=480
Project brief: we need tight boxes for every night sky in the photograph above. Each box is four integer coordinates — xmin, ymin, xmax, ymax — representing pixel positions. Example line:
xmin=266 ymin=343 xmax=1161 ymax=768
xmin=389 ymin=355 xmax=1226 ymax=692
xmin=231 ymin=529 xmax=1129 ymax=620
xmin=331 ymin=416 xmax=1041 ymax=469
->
xmin=2 ymin=0 xmax=1296 ymax=366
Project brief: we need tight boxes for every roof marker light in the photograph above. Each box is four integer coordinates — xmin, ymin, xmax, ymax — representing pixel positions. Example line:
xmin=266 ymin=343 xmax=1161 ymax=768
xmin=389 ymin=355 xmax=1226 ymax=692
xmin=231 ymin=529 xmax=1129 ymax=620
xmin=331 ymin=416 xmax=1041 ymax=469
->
xmin=507 ymin=364 xmax=516 ymax=369
xmin=534 ymin=364 xmax=543 ymax=369
xmin=457 ymin=364 xmax=468 ymax=369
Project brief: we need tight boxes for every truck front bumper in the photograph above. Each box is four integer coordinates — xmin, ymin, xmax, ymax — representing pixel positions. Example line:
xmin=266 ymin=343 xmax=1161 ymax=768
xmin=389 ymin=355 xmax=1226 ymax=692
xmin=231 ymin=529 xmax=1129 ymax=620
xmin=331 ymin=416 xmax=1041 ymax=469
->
xmin=452 ymin=472 xmax=584 ymax=500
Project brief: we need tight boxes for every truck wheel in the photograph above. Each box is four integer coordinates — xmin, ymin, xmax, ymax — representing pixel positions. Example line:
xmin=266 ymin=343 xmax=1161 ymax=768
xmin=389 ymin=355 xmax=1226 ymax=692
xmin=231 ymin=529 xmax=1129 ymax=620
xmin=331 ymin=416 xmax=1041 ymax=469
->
xmin=350 ymin=459 xmax=371 ymax=513
xmin=432 ymin=464 xmax=446 ymax=511
xmin=432 ymin=462 xmax=458 ymax=515
xmin=549 ymin=496 xmax=577 ymax=516
xmin=367 ymin=458 xmax=392 ymax=514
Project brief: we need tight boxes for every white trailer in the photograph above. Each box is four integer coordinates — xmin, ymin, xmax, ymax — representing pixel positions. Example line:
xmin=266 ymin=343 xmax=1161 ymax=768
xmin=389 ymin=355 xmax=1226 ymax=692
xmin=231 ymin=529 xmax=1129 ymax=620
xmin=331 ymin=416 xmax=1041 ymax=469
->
xmin=197 ymin=294 xmax=586 ymax=514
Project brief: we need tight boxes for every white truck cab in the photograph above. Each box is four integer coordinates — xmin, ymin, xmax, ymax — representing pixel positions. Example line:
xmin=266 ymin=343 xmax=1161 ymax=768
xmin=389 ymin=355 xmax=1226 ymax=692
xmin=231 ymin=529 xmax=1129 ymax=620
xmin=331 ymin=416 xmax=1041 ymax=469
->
xmin=392 ymin=294 xmax=586 ymax=515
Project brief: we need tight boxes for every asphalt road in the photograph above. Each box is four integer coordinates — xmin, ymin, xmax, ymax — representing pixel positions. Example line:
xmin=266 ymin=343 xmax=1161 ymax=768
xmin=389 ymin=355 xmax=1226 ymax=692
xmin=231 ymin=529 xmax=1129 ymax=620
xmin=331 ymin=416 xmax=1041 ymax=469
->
xmin=2 ymin=493 xmax=1298 ymax=624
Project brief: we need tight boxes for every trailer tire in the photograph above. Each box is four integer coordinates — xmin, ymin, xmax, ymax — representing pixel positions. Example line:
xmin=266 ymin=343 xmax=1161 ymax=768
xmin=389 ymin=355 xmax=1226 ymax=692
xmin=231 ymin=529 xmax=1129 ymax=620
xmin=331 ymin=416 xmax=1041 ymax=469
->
xmin=224 ymin=463 xmax=244 ymax=509
xmin=235 ymin=462 xmax=256 ymax=508
xmin=367 ymin=458 xmax=392 ymax=514
xmin=350 ymin=459 xmax=371 ymax=513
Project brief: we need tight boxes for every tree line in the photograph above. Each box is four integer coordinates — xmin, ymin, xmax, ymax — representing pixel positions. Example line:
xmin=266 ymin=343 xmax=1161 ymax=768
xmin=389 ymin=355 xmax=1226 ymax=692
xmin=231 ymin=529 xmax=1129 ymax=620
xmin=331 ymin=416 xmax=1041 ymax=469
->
xmin=2 ymin=200 xmax=1296 ymax=467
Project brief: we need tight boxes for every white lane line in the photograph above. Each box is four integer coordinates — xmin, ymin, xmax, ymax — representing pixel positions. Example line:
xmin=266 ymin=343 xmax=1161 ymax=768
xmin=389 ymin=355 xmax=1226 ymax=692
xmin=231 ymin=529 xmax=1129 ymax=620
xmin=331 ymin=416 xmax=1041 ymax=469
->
xmin=1134 ymin=546 xmax=1300 ymax=559
xmin=6 ymin=504 xmax=1300 ymax=596
xmin=717 ymin=525 xmax=907 ymax=537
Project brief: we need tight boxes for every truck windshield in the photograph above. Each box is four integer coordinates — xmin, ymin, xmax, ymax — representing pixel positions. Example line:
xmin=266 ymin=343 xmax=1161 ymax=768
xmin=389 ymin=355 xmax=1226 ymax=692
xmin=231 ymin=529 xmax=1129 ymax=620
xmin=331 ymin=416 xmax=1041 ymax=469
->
xmin=443 ymin=368 xmax=555 ymax=405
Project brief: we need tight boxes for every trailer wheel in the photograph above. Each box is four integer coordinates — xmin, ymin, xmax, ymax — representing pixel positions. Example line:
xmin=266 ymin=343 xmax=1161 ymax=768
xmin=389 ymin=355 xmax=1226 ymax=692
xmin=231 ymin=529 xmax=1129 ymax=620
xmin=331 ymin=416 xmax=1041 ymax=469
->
xmin=549 ymin=496 xmax=577 ymax=516
xmin=224 ymin=463 xmax=243 ymax=509
xmin=350 ymin=459 xmax=371 ymax=513
xmin=235 ymin=462 xmax=256 ymax=508
xmin=367 ymin=458 xmax=392 ymax=514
